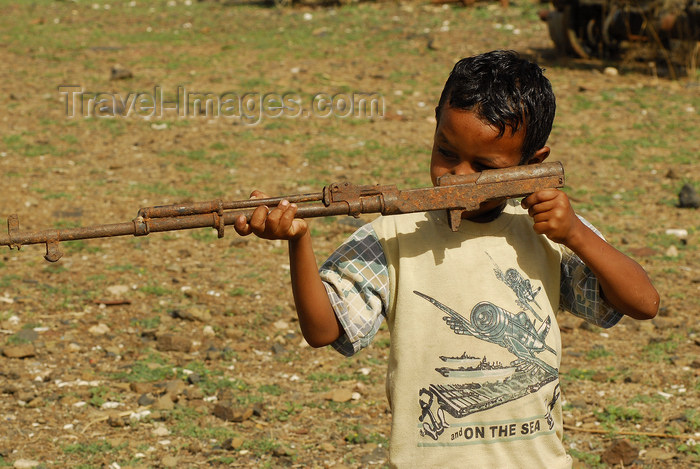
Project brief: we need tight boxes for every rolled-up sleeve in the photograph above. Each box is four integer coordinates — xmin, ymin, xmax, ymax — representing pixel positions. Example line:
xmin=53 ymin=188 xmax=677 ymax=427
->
xmin=319 ymin=224 xmax=390 ymax=356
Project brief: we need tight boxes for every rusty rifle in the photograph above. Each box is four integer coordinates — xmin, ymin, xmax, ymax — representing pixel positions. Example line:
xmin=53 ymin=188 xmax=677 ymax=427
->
xmin=1 ymin=162 xmax=564 ymax=262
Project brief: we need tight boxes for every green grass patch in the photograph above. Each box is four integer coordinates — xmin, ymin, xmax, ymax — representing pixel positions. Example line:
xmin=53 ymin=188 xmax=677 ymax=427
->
xmin=63 ymin=440 xmax=126 ymax=456
xmin=138 ymin=283 xmax=173 ymax=297
xmin=595 ymin=405 xmax=642 ymax=430
xmin=131 ymin=316 xmax=161 ymax=329
xmin=113 ymin=353 xmax=175 ymax=383
xmin=308 ymin=371 xmax=355 ymax=383
xmin=585 ymin=345 xmax=612 ymax=360
xmin=568 ymin=448 xmax=604 ymax=468
xmin=564 ymin=368 xmax=596 ymax=381
xmin=643 ymin=337 xmax=680 ymax=363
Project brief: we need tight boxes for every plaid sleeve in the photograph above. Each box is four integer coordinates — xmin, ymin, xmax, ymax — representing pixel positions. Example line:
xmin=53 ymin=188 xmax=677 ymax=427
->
xmin=560 ymin=216 xmax=623 ymax=328
xmin=319 ymin=224 xmax=390 ymax=357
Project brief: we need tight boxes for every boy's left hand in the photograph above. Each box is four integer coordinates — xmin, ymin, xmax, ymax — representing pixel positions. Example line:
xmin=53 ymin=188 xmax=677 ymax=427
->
xmin=523 ymin=188 xmax=659 ymax=320
xmin=521 ymin=189 xmax=582 ymax=245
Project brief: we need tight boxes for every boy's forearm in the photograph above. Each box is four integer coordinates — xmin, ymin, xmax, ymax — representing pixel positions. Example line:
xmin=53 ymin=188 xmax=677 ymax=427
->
xmin=564 ymin=222 xmax=659 ymax=320
xmin=288 ymin=231 xmax=343 ymax=347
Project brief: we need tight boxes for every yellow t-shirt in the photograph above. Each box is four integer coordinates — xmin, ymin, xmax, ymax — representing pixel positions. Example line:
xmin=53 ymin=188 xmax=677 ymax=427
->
xmin=370 ymin=204 xmax=571 ymax=468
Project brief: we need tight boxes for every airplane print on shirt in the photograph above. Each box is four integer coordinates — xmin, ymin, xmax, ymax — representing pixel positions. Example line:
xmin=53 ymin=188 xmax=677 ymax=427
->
xmin=487 ymin=252 xmax=544 ymax=322
xmin=414 ymin=254 xmax=560 ymax=442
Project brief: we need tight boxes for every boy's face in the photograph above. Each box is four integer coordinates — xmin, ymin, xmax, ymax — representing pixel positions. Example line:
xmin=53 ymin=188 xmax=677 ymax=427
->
xmin=430 ymin=105 xmax=549 ymax=222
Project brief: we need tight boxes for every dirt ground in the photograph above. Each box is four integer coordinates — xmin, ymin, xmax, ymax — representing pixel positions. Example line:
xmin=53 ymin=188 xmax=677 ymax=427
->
xmin=0 ymin=0 xmax=698 ymax=468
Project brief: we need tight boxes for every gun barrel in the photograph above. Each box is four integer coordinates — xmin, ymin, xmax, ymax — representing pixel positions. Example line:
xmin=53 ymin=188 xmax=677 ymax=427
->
xmin=1 ymin=162 xmax=564 ymax=261
xmin=138 ymin=192 xmax=324 ymax=219
xmin=0 ymin=220 xmax=137 ymax=247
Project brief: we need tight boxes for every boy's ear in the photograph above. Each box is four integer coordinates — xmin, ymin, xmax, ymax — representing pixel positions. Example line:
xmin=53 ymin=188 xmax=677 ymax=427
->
xmin=527 ymin=146 xmax=550 ymax=165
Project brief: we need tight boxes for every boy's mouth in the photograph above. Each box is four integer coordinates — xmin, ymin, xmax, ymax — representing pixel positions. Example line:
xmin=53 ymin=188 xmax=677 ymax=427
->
xmin=460 ymin=201 xmax=507 ymax=223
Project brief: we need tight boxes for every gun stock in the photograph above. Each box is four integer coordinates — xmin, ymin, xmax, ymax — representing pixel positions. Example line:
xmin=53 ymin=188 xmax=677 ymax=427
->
xmin=1 ymin=162 xmax=564 ymax=262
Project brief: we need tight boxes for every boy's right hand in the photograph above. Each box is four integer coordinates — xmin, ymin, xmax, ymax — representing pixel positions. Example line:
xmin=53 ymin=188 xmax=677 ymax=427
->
xmin=232 ymin=190 xmax=309 ymax=241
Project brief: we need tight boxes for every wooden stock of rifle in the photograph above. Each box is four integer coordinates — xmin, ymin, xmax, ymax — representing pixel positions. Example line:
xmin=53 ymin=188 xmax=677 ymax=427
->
xmin=1 ymin=162 xmax=564 ymax=262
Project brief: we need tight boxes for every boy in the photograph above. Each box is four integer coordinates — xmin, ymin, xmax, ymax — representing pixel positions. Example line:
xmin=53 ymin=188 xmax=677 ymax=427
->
xmin=233 ymin=50 xmax=659 ymax=468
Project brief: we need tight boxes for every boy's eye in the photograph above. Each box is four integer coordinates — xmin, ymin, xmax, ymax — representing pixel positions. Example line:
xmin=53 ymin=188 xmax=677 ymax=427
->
xmin=438 ymin=147 xmax=458 ymax=160
xmin=472 ymin=163 xmax=492 ymax=172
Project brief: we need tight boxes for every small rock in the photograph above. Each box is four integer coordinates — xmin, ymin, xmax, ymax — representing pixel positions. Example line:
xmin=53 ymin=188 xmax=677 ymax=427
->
xmin=137 ymin=393 xmax=156 ymax=407
xmin=604 ymin=66 xmax=619 ymax=76
xmin=108 ymin=413 xmax=128 ymax=427
xmin=644 ymin=447 xmax=675 ymax=460
xmin=110 ymin=67 xmax=133 ymax=80
xmin=213 ymin=402 xmax=254 ymax=422
xmin=16 ymin=391 xmax=35 ymax=402
xmin=1 ymin=382 xmax=18 ymax=394
xmin=324 ymin=389 xmax=353 ymax=403
xmin=88 ymin=323 xmax=110 ymax=336
xmin=601 ymin=439 xmax=638 ymax=465
xmin=131 ymin=382 xmax=152 ymax=394
xmin=172 ymin=307 xmax=211 ymax=322
xmin=164 ymin=380 xmax=186 ymax=398
xmin=106 ymin=285 xmax=130 ymax=296
xmin=361 ymin=445 xmax=387 ymax=465
xmin=665 ymin=245 xmax=679 ymax=258
xmin=678 ymin=184 xmax=700 ymax=208
xmin=187 ymin=373 xmax=201 ymax=385
xmin=59 ymin=395 xmax=80 ymax=406
xmin=185 ymin=387 xmax=204 ymax=400
xmin=152 ymin=394 xmax=174 ymax=410
xmin=319 ymin=442 xmax=335 ymax=452
xmin=569 ymin=399 xmax=588 ymax=409
xmin=152 ymin=424 xmax=171 ymax=437
xmin=156 ymin=334 xmax=192 ymax=352
xmin=67 ymin=343 xmax=81 ymax=353
xmin=222 ymin=437 xmax=244 ymax=451
xmin=271 ymin=343 xmax=286 ymax=355
xmin=427 ymin=37 xmax=442 ymax=51
xmin=12 ymin=460 xmax=40 ymax=469
xmin=104 ymin=345 xmax=121 ymax=357
xmin=161 ymin=455 xmax=178 ymax=468
xmin=2 ymin=344 xmax=35 ymax=358
xmin=273 ymin=445 xmax=294 ymax=457
xmin=273 ymin=320 xmax=289 ymax=330
xmin=25 ymin=397 xmax=44 ymax=408
xmin=665 ymin=168 xmax=680 ymax=179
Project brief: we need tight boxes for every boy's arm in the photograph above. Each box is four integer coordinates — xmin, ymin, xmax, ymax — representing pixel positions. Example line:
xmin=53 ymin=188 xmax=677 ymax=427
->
xmin=522 ymin=189 xmax=659 ymax=320
xmin=233 ymin=192 xmax=343 ymax=347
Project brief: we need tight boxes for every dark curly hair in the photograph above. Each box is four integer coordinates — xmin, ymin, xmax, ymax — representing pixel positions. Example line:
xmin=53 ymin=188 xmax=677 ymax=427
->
xmin=435 ymin=50 xmax=556 ymax=163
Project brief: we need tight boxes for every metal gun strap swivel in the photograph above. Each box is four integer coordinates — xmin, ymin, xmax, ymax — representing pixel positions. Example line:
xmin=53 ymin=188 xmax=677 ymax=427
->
xmin=7 ymin=214 xmax=21 ymax=250
xmin=214 ymin=199 xmax=225 ymax=239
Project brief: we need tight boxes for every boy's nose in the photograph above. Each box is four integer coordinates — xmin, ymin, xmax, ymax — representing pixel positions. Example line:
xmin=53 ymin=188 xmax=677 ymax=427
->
xmin=450 ymin=162 xmax=477 ymax=176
